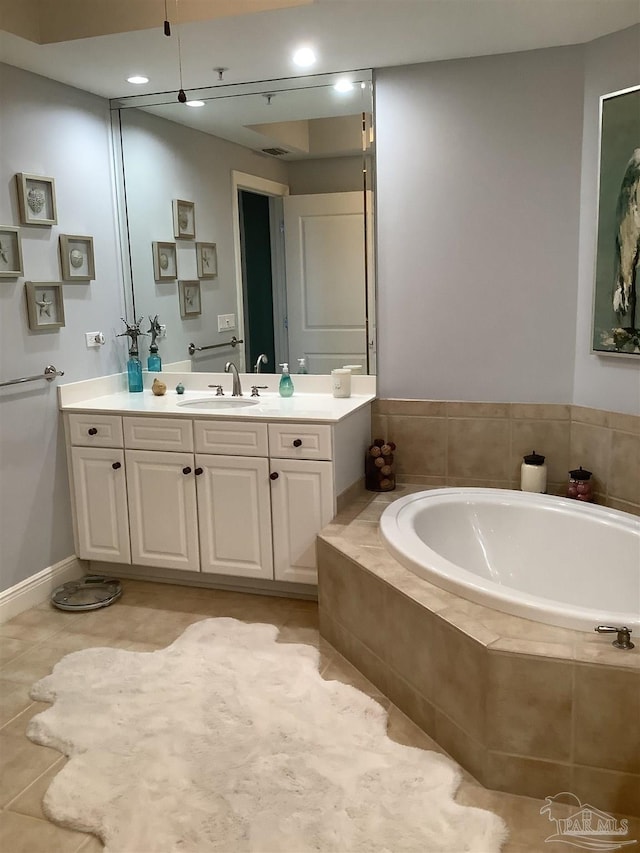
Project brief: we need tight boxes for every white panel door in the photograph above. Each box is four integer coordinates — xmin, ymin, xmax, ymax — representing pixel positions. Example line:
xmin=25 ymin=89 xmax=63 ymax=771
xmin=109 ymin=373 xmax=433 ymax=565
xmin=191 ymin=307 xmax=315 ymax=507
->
xmin=283 ymin=191 xmax=367 ymax=373
xmin=126 ymin=449 xmax=199 ymax=571
xmin=70 ymin=446 xmax=130 ymax=564
xmin=196 ymin=454 xmax=273 ymax=579
xmin=270 ymin=458 xmax=334 ymax=584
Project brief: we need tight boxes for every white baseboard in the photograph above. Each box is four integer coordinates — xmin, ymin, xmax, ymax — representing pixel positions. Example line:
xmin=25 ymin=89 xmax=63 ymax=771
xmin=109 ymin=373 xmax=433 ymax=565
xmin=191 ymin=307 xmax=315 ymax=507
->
xmin=0 ymin=556 xmax=86 ymax=624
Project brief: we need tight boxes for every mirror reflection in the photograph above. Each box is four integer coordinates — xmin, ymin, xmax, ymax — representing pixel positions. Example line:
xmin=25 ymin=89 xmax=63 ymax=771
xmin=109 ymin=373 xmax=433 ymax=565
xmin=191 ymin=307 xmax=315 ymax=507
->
xmin=111 ymin=71 xmax=376 ymax=374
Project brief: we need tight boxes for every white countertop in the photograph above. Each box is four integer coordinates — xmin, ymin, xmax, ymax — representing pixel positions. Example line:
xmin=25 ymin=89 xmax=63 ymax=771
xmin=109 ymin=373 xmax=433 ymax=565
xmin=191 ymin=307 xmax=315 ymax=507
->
xmin=58 ymin=372 xmax=376 ymax=424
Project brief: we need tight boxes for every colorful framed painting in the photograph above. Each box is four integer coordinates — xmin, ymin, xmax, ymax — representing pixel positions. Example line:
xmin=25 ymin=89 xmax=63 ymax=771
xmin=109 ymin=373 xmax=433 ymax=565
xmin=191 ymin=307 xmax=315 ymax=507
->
xmin=591 ymin=85 xmax=640 ymax=356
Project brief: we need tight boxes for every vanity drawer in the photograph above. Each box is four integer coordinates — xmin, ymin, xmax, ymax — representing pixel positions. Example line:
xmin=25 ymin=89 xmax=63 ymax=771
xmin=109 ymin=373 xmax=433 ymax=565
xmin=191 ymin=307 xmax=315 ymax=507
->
xmin=268 ymin=423 xmax=332 ymax=460
xmin=68 ymin=414 xmax=123 ymax=448
xmin=194 ymin=420 xmax=268 ymax=457
xmin=123 ymin=417 xmax=193 ymax=452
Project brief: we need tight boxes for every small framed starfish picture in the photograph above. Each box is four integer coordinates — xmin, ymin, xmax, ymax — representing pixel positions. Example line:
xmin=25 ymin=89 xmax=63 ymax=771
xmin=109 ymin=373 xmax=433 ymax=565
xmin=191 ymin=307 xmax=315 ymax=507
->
xmin=178 ymin=280 xmax=201 ymax=318
xmin=25 ymin=282 xmax=65 ymax=330
xmin=0 ymin=226 xmax=23 ymax=278
xmin=196 ymin=242 xmax=217 ymax=279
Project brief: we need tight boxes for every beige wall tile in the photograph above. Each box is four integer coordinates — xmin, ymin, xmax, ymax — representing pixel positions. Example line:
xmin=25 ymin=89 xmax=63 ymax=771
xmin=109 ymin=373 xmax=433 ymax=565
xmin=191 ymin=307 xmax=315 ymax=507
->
xmin=486 ymin=652 xmax=573 ymax=761
xmin=569 ymin=421 xmax=611 ymax=493
xmin=375 ymin=399 xmax=448 ymax=417
xmin=431 ymin=621 xmax=486 ymax=741
xmin=448 ymin=477 xmax=511 ymax=490
xmin=571 ymin=406 xmax=610 ymax=427
xmin=434 ymin=709 xmax=486 ymax=783
xmin=511 ymin=420 xmax=570 ymax=484
xmin=571 ymin=765 xmax=640 ymax=818
xmin=608 ymin=431 xmax=640 ymax=505
xmin=384 ymin=669 xmax=437 ymax=740
xmin=608 ymin=411 xmax=640 ymax=435
xmin=574 ymin=665 xmax=640 ymax=774
xmin=606 ymin=497 xmax=640 ymax=516
xmin=387 ymin=415 xmax=447 ymax=477
xmin=484 ymin=752 xmax=572 ymax=801
xmin=383 ymin=585 xmax=437 ymax=696
xmin=386 ymin=705 xmax=440 ymax=752
xmin=448 ymin=418 xmax=511 ymax=480
xmin=511 ymin=403 xmax=571 ymax=420
xmin=446 ymin=402 xmax=510 ymax=418
xmin=370 ymin=413 xmax=387 ymax=444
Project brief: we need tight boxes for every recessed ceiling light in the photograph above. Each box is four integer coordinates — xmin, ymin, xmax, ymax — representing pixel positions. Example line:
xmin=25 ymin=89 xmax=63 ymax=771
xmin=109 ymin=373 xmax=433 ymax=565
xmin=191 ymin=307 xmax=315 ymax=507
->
xmin=126 ymin=75 xmax=149 ymax=85
xmin=334 ymin=80 xmax=354 ymax=93
xmin=186 ymin=100 xmax=205 ymax=107
xmin=292 ymin=46 xmax=316 ymax=68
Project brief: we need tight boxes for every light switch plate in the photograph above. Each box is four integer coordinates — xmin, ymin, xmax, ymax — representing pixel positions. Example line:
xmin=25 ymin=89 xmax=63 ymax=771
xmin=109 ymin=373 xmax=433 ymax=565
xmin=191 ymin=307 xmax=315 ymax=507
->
xmin=217 ymin=313 xmax=236 ymax=332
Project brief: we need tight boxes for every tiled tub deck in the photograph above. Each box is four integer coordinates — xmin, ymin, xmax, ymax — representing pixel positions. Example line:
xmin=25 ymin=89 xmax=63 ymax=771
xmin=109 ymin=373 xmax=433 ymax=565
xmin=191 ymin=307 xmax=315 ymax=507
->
xmin=317 ymin=485 xmax=640 ymax=819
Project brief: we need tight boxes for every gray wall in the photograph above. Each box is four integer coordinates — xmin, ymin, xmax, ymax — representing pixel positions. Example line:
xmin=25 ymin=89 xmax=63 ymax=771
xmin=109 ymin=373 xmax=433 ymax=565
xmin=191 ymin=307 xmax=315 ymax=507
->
xmin=287 ymin=156 xmax=364 ymax=195
xmin=0 ymin=63 xmax=125 ymax=592
xmin=375 ymin=46 xmax=585 ymax=403
xmin=573 ymin=25 xmax=640 ymax=415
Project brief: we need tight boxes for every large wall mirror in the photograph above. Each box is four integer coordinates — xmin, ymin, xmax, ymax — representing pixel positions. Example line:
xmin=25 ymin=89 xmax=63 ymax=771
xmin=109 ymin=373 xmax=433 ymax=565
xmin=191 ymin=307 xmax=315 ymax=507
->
xmin=111 ymin=71 xmax=376 ymax=375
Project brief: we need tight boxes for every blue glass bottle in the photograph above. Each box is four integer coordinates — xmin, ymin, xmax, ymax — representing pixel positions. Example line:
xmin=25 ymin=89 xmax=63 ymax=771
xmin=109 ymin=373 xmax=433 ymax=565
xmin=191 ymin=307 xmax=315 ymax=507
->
xmin=279 ymin=363 xmax=294 ymax=397
xmin=147 ymin=346 xmax=162 ymax=373
xmin=127 ymin=353 xmax=143 ymax=393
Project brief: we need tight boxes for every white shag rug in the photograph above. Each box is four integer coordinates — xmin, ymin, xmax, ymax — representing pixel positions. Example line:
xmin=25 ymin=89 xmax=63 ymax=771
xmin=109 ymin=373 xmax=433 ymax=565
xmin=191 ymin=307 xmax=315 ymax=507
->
xmin=28 ymin=617 xmax=507 ymax=853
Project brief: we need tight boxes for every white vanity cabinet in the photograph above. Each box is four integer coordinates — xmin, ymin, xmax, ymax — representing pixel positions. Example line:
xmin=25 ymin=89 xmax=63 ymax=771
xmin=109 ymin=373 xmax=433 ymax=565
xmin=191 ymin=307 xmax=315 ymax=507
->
xmin=64 ymin=401 xmax=371 ymax=589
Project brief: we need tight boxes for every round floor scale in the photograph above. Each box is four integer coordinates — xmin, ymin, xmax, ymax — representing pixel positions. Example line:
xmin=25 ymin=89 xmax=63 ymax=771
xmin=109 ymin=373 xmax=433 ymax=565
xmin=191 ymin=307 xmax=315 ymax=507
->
xmin=51 ymin=576 xmax=122 ymax=611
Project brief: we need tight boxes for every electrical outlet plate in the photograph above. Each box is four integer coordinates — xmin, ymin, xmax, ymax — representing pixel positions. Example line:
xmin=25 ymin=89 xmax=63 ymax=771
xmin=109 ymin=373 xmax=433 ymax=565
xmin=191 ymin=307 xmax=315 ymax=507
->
xmin=85 ymin=331 xmax=104 ymax=348
xmin=158 ymin=324 xmax=167 ymax=338
xmin=217 ymin=313 xmax=236 ymax=332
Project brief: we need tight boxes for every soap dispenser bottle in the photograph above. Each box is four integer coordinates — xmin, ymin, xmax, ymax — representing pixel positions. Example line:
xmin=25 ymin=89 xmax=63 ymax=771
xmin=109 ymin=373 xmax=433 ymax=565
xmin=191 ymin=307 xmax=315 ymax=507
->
xmin=117 ymin=317 xmax=147 ymax=394
xmin=297 ymin=357 xmax=308 ymax=374
xmin=279 ymin=363 xmax=294 ymax=397
xmin=147 ymin=315 xmax=162 ymax=372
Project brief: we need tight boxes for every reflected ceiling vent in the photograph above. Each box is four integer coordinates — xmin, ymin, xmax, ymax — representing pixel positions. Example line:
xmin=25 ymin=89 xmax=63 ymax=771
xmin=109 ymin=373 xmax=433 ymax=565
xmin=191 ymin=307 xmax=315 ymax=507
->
xmin=262 ymin=147 xmax=289 ymax=156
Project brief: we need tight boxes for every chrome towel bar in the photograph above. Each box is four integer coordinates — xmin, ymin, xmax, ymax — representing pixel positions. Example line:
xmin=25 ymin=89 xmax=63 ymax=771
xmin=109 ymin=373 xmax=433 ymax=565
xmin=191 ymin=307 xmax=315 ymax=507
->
xmin=188 ymin=337 xmax=243 ymax=356
xmin=0 ymin=364 xmax=65 ymax=389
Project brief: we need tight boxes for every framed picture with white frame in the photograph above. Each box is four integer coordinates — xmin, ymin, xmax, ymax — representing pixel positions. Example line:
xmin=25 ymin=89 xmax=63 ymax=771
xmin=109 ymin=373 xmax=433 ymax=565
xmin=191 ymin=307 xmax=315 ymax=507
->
xmin=179 ymin=280 xmax=201 ymax=318
xmin=0 ymin=226 xmax=24 ymax=278
xmin=25 ymin=282 xmax=65 ymax=330
xmin=59 ymin=234 xmax=95 ymax=281
xmin=16 ymin=173 xmax=58 ymax=226
xmin=196 ymin=242 xmax=217 ymax=279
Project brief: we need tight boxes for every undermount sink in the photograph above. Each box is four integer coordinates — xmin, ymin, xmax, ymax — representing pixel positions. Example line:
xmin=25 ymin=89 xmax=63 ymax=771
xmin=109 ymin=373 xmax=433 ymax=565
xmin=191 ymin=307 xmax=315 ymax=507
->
xmin=177 ymin=396 xmax=260 ymax=409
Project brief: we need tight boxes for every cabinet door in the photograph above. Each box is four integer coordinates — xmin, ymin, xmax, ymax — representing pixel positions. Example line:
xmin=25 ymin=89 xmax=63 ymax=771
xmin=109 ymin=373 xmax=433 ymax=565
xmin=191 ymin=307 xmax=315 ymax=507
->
xmin=270 ymin=459 xmax=334 ymax=584
xmin=70 ymin=446 xmax=130 ymax=563
xmin=126 ymin=449 xmax=199 ymax=572
xmin=196 ymin=455 xmax=273 ymax=580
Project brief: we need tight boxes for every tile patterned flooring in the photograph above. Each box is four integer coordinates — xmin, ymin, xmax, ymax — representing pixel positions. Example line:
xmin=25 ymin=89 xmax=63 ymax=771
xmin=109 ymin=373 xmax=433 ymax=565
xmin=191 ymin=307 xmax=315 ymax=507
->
xmin=0 ymin=580 xmax=638 ymax=853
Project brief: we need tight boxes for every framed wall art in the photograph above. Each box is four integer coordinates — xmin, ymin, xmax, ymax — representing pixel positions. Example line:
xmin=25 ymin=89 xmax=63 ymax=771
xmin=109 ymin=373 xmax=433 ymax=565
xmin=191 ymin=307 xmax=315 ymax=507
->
xmin=0 ymin=226 xmax=23 ymax=278
xmin=16 ymin=173 xmax=58 ymax=226
xmin=59 ymin=234 xmax=95 ymax=281
xmin=196 ymin=242 xmax=217 ymax=279
xmin=172 ymin=199 xmax=196 ymax=239
xmin=591 ymin=85 xmax=640 ymax=356
xmin=152 ymin=241 xmax=177 ymax=282
xmin=25 ymin=282 xmax=65 ymax=330
xmin=178 ymin=280 xmax=201 ymax=318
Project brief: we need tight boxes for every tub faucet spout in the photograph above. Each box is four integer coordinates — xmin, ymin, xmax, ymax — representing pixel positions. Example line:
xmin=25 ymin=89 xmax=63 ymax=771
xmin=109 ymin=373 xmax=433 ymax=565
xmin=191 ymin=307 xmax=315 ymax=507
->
xmin=225 ymin=361 xmax=242 ymax=396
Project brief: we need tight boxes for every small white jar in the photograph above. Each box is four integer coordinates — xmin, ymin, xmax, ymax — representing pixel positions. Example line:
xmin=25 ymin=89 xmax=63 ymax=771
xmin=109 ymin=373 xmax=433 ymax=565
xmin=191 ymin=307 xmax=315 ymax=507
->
xmin=520 ymin=450 xmax=547 ymax=493
xmin=331 ymin=368 xmax=351 ymax=398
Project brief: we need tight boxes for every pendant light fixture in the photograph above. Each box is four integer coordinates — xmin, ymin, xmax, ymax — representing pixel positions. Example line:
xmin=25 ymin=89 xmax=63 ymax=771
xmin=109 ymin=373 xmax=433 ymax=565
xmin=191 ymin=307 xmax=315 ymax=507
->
xmin=164 ymin=0 xmax=187 ymax=103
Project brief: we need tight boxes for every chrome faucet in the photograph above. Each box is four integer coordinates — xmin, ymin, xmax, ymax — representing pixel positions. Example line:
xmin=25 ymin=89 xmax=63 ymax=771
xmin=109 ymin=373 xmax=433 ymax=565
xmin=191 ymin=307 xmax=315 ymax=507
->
xmin=225 ymin=361 xmax=242 ymax=396
xmin=595 ymin=625 xmax=634 ymax=649
xmin=254 ymin=353 xmax=268 ymax=374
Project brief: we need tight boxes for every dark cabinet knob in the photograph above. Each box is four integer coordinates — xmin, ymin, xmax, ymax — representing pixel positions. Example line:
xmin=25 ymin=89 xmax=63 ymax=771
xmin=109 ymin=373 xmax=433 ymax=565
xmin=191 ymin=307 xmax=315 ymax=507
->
xmin=112 ymin=461 xmax=121 ymax=470
xmin=183 ymin=466 xmax=192 ymax=475
xmin=293 ymin=438 xmax=303 ymax=447
xmin=194 ymin=467 xmax=203 ymax=476
xmin=88 ymin=427 xmax=98 ymax=435
xmin=270 ymin=472 xmax=279 ymax=480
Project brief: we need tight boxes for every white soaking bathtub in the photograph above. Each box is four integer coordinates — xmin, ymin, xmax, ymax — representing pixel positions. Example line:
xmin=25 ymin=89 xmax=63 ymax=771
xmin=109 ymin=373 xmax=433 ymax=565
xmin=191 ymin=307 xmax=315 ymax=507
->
xmin=380 ymin=488 xmax=640 ymax=633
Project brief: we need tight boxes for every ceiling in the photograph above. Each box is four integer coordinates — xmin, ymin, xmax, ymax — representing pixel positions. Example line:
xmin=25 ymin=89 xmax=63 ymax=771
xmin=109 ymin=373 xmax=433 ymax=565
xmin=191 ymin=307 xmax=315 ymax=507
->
xmin=0 ymin=0 xmax=638 ymax=101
